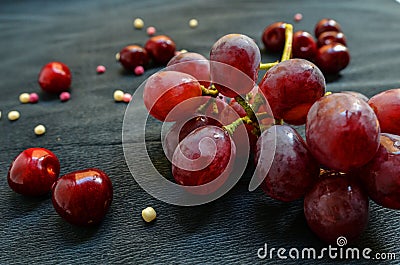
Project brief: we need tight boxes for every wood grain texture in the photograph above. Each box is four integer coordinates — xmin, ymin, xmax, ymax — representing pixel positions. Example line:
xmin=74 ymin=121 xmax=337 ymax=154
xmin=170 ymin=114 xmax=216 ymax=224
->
xmin=1 ymin=0 xmax=399 ymax=264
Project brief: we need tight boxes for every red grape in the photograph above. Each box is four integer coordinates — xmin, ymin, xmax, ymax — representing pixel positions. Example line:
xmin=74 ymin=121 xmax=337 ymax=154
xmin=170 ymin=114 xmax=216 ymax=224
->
xmin=210 ymin=34 xmax=261 ymax=97
xmin=354 ymin=133 xmax=400 ymax=209
xmin=304 ymin=173 xmax=369 ymax=244
xmin=306 ymin=93 xmax=380 ymax=172
xmin=261 ymin=22 xmax=287 ymax=53
xmin=254 ymin=125 xmax=320 ymax=202
xmin=292 ymin=31 xmax=317 ymax=62
xmin=259 ymin=59 xmax=326 ymax=125
xmin=167 ymin=52 xmax=211 ymax=87
xmin=172 ymin=125 xmax=235 ymax=194
xmin=314 ymin=18 xmax=342 ymax=38
xmin=316 ymin=43 xmax=350 ymax=74
xmin=143 ymin=71 xmax=202 ymax=121
xmin=317 ymin=31 xmax=347 ymax=47
xmin=368 ymin=88 xmax=400 ymax=135
xmin=164 ymin=115 xmax=222 ymax=160
xmin=118 ymin=45 xmax=149 ymax=72
xmin=145 ymin=35 xmax=176 ymax=64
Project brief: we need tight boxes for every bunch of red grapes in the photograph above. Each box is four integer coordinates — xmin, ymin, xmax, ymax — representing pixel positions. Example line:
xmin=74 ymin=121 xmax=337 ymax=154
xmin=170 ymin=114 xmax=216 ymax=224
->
xmin=141 ymin=19 xmax=400 ymax=245
xmin=262 ymin=18 xmax=350 ymax=75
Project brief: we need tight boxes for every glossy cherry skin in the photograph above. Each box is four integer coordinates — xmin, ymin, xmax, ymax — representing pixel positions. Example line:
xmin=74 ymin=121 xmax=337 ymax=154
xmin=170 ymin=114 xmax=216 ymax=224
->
xmin=261 ymin=22 xmax=286 ymax=53
xmin=38 ymin=62 xmax=71 ymax=93
xmin=51 ymin=168 xmax=113 ymax=226
xmin=316 ymin=43 xmax=350 ymax=74
xmin=304 ymin=173 xmax=369 ymax=244
xmin=314 ymin=18 xmax=342 ymax=38
xmin=317 ymin=31 xmax=347 ymax=47
xmin=368 ymin=88 xmax=400 ymax=135
xmin=292 ymin=31 xmax=317 ymax=62
xmin=145 ymin=35 xmax=176 ymax=65
xmin=118 ymin=45 xmax=150 ymax=72
xmin=7 ymin=148 xmax=60 ymax=196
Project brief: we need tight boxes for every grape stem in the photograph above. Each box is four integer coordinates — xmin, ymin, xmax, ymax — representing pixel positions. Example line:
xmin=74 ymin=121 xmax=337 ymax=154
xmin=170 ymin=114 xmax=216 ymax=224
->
xmin=259 ymin=61 xmax=279 ymax=70
xmin=281 ymin=23 xmax=293 ymax=62
xmin=201 ymin=85 xmax=219 ymax=96
xmin=223 ymin=116 xmax=252 ymax=136
xmin=234 ymin=96 xmax=257 ymax=123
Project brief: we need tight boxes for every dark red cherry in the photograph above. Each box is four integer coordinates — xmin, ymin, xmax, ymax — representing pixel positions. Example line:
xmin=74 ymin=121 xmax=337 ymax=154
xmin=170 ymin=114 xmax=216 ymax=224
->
xmin=316 ymin=43 xmax=350 ymax=74
xmin=314 ymin=18 xmax=342 ymax=38
xmin=38 ymin=62 xmax=71 ymax=93
xmin=145 ymin=35 xmax=176 ymax=65
xmin=51 ymin=168 xmax=113 ymax=226
xmin=261 ymin=22 xmax=287 ymax=53
xmin=118 ymin=45 xmax=150 ymax=72
xmin=7 ymin=148 xmax=60 ymax=196
xmin=292 ymin=31 xmax=317 ymax=62
xmin=317 ymin=31 xmax=347 ymax=47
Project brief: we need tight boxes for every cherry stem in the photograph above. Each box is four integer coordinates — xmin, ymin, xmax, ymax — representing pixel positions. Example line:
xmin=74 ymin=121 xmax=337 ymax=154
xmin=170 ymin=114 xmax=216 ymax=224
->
xmin=281 ymin=23 xmax=293 ymax=62
xmin=259 ymin=61 xmax=279 ymax=70
xmin=201 ymin=85 xmax=219 ymax=96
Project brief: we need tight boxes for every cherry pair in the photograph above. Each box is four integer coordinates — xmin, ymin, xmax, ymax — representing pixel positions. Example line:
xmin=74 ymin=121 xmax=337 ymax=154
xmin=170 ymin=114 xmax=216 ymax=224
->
xmin=7 ymin=147 xmax=113 ymax=226
xmin=117 ymin=35 xmax=176 ymax=74
xmin=262 ymin=18 xmax=350 ymax=74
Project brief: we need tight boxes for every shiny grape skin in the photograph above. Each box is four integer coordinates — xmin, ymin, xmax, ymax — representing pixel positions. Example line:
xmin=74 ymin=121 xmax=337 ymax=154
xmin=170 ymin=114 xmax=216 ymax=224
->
xmin=353 ymin=133 xmax=400 ymax=209
xmin=341 ymin=90 xmax=369 ymax=102
xmin=118 ymin=45 xmax=149 ymax=72
xmin=164 ymin=116 xmax=222 ymax=160
xmin=292 ymin=31 xmax=317 ymax=62
xmin=259 ymin=59 xmax=326 ymax=125
xmin=172 ymin=126 xmax=235 ymax=191
xmin=368 ymin=88 xmax=400 ymax=135
xmin=306 ymin=93 xmax=380 ymax=172
xmin=143 ymin=71 xmax=202 ymax=121
xmin=145 ymin=35 xmax=176 ymax=65
xmin=261 ymin=22 xmax=287 ymax=53
xmin=254 ymin=125 xmax=320 ymax=202
xmin=210 ymin=34 xmax=261 ymax=97
xmin=314 ymin=18 xmax=342 ymax=38
xmin=317 ymin=31 xmax=347 ymax=48
xmin=167 ymin=52 xmax=211 ymax=88
xmin=316 ymin=43 xmax=350 ymax=74
xmin=304 ymin=174 xmax=369 ymax=244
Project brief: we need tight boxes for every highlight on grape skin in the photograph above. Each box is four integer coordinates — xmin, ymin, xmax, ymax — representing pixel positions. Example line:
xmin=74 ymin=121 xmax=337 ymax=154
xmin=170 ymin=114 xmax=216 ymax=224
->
xmin=210 ymin=34 xmax=261 ymax=97
xmin=143 ymin=70 xmax=203 ymax=122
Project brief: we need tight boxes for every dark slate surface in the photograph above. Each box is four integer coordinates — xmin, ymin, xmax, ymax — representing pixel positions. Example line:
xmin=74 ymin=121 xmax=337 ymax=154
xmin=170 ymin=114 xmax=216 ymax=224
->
xmin=1 ymin=0 xmax=400 ymax=264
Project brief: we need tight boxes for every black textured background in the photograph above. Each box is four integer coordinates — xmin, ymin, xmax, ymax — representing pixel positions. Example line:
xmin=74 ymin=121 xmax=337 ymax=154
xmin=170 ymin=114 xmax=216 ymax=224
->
xmin=1 ymin=0 xmax=400 ymax=264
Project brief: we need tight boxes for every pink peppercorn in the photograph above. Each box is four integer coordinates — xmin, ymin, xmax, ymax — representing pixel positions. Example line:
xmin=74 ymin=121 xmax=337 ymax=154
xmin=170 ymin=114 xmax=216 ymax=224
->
xmin=294 ymin=13 xmax=303 ymax=22
xmin=146 ymin=26 xmax=156 ymax=36
xmin=123 ymin=93 xmax=132 ymax=103
xmin=96 ymin=65 xmax=106 ymax=74
xmin=134 ymin=66 xmax=145 ymax=75
xmin=59 ymin=92 xmax=71 ymax=102
xmin=29 ymin=93 xmax=39 ymax=103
